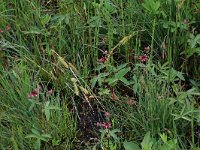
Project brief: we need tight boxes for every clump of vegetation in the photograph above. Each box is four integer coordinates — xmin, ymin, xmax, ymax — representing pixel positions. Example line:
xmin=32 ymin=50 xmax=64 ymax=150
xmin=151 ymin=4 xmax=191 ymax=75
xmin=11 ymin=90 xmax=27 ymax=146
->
xmin=0 ymin=0 xmax=199 ymax=149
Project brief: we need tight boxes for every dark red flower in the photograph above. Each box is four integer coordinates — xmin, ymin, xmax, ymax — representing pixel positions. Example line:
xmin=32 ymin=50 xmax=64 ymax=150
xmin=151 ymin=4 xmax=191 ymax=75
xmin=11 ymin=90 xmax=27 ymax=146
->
xmin=139 ymin=54 xmax=148 ymax=62
xmin=28 ymin=85 xmax=41 ymax=99
xmin=28 ymin=90 xmax=38 ymax=99
xmin=102 ymin=122 xmax=112 ymax=129
xmin=0 ymin=29 xmax=3 ymax=33
xmin=98 ymin=57 xmax=107 ymax=63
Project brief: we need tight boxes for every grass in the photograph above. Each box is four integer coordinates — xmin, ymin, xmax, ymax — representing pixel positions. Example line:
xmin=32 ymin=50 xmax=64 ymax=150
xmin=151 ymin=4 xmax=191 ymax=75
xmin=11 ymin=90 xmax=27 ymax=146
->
xmin=0 ymin=0 xmax=200 ymax=149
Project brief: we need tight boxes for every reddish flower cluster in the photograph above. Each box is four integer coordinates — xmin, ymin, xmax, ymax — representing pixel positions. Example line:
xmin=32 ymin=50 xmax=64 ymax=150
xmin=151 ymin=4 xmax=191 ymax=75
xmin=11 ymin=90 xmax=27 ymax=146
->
xmin=98 ymin=50 xmax=108 ymax=63
xmin=28 ymin=90 xmax=38 ymax=99
xmin=134 ymin=46 xmax=150 ymax=63
xmin=27 ymin=85 xmax=41 ymax=99
xmin=98 ymin=57 xmax=107 ymax=63
xmin=28 ymin=85 xmax=54 ymax=99
xmin=102 ymin=122 xmax=112 ymax=129
xmin=96 ymin=112 xmax=111 ymax=129
xmin=139 ymin=54 xmax=148 ymax=62
xmin=97 ymin=122 xmax=112 ymax=129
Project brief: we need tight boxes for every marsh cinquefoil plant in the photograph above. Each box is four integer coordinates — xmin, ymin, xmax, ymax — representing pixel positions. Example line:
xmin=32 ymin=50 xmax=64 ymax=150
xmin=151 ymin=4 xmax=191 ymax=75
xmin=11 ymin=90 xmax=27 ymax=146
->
xmin=94 ymin=112 xmax=121 ymax=150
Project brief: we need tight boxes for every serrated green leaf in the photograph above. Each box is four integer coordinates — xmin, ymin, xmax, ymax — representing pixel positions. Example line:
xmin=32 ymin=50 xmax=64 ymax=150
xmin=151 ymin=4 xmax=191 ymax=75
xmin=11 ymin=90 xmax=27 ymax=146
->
xmin=190 ymin=34 xmax=200 ymax=48
xmin=98 ymin=88 xmax=110 ymax=96
xmin=141 ymin=131 xmax=152 ymax=150
xmin=98 ymin=76 xmax=102 ymax=87
xmin=45 ymin=109 xmax=50 ymax=121
xmin=110 ymin=132 xmax=119 ymax=141
xmin=115 ymin=67 xmax=130 ymax=79
xmin=115 ymin=63 xmax=128 ymax=72
xmin=41 ymin=14 xmax=51 ymax=26
xmin=91 ymin=76 xmax=98 ymax=89
xmin=95 ymin=64 xmax=105 ymax=71
xmin=51 ymin=14 xmax=69 ymax=25
xmin=176 ymin=71 xmax=185 ymax=81
xmin=142 ymin=0 xmax=160 ymax=14
xmin=123 ymin=141 xmax=140 ymax=150
xmin=41 ymin=134 xmax=51 ymax=139
xmin=184 ymin=48 xmax=200 ymax=58
xmin=25 ymin=134 xmax=38 ymax=139
xmin=107 ymin=78 xmax=118 ymax=85
xmin=111 ymin=129 xmax=121 ymax=133
xmin=187 ymin=88 xmax=200 ymax=96
xmin=159 ymin=133 xmax=168 ymax=143
xmin=31 ymin=129 xmax=40 ymax=136
xmin=120 ymin=77 xmax=131 ymax=85
xmin=99 ymin=72 xmax=109 ymax=77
